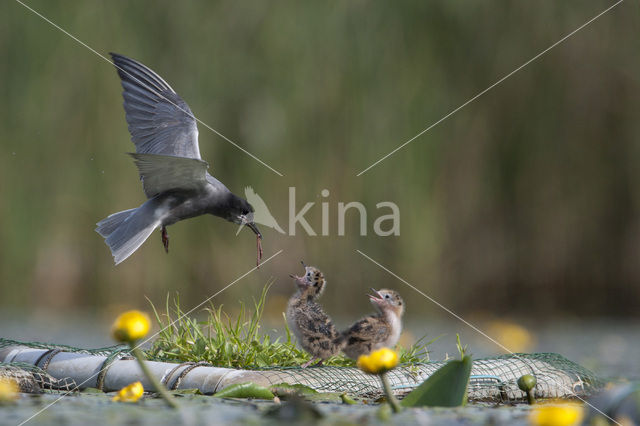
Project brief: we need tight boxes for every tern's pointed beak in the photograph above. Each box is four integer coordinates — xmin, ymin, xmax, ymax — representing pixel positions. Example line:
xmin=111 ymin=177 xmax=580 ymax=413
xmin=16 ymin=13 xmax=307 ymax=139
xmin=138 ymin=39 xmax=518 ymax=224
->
xmin=246 ymin=221 xmax=262 ymax=239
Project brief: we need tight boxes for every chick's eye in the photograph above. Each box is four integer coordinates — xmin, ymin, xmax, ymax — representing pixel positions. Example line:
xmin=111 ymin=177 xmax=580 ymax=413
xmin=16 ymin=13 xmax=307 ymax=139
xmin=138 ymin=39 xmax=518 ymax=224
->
xmin=385 ymin=294 xmax=390 ymax=299
xmin=307 ymin=272 xmax=311 ymax=277
xmin=242 ymin=209 xmax=249 ymax=216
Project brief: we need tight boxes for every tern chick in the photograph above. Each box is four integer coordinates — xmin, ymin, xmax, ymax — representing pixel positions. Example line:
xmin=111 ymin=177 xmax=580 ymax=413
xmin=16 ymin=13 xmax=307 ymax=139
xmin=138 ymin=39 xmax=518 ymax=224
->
xmin=341 ymin=288 xmax=405 ymax=359
xmin=286 ymin=262 xmax=343 ymax=368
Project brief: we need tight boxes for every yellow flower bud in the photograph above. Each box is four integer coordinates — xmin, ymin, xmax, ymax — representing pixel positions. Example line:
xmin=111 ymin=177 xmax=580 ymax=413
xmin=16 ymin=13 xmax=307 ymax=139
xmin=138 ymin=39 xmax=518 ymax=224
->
xmin=0 ymin=378 xmax=19 ymax=403
xmin=111 ymin=310 xmax=150 ymax=343
xmin=529 ymin=402 xmax=584 ymax=426
xmin=357 ymin=347 xmax=399 ymax=375
xmin=112 ymin=381 xmax=144 ymax=403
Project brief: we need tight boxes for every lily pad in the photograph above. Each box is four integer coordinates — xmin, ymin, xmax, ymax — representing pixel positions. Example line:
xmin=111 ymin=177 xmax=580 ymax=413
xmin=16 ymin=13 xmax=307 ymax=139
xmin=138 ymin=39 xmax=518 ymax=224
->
xmin=81 ymin=387 xmax=104 ymax=394
xmin=214 ymin=382 xmax=275 ymax=399
xmin=303 ymin=392 xmax=344 ymax=403
xmin=340 ymin=393 xmax=357 ymax=405
xmin=171 ymin=388 xmax=202 ymax=396
xmin=270 ymin=383 xmax=318 ymax=397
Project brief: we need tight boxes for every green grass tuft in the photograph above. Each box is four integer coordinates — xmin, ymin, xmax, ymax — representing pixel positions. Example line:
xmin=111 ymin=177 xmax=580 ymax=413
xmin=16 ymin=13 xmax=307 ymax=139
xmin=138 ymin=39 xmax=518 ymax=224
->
xmin=146 ymin=282 xmax=432 ymax=369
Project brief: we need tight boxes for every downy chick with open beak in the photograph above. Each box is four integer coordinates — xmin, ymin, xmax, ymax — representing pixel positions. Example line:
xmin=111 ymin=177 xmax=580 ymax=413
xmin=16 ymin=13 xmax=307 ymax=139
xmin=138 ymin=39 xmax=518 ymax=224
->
xmin=341 ymin=288 xmax=405 ymax=359
xmin=286 ymin=262 xmax=343 ymax=368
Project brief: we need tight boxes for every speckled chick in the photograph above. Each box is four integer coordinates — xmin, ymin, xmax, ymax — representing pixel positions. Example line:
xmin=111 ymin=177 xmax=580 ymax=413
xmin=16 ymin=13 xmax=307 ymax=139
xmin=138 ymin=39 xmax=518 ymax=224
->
xmin=286 ymin=263 xmax=343 ymax=367
xmin=341 ymin=288 xmax=405 ymax=359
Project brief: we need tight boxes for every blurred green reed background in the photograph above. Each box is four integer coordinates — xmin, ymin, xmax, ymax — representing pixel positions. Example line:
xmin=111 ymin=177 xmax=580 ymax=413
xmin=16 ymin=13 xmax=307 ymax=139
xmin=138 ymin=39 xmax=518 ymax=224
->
xmin=1 ymin=0 xmax=639 ymax=321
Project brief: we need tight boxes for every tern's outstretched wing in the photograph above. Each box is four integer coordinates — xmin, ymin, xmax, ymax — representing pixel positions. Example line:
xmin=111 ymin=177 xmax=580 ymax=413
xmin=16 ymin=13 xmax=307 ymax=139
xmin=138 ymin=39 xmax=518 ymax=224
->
xmin=111 ymin=53 xmax=201 ymax=159
xmin=129 ymin=153 xmax=208 ymax=198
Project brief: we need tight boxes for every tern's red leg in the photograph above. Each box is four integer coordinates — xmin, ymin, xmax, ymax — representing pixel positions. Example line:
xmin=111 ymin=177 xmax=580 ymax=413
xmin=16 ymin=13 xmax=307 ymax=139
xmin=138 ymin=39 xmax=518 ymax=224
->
xmin=161 ymin=226 xmax=169 ymax=253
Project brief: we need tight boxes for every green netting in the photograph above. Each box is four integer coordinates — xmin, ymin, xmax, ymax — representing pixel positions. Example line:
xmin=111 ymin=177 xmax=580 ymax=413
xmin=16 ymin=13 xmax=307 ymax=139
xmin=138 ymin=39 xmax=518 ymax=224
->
xmin=248 ymin=352 xmax=603 ymax=400
xmin=0 ymin=338 xmax=128 ymax=357
xmin=0 ymin=338 xmax=131 ymax=392
xmin=0 ymin=338 xmax=603 ymax=401
xmin=0 ymin=362 xmax=78 ymax=392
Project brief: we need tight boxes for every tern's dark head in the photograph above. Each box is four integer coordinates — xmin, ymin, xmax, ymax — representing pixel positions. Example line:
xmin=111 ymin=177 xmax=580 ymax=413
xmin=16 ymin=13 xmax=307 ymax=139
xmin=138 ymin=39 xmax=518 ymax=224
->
xmin=290 ymin=262 xmax=326 ymax=299
xmin=219 ymin=193 xmax=261 ymax=236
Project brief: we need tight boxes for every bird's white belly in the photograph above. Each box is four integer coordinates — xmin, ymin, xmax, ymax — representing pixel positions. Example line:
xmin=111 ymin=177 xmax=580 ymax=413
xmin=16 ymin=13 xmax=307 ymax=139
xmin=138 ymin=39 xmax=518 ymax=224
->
xmin=382 ymin=315 xmax=402 ymax=348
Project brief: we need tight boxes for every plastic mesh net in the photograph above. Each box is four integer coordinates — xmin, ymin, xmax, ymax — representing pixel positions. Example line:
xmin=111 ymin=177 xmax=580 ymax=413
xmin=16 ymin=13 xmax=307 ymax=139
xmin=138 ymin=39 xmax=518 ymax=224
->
xmin=0 ymin=362 xmax=78 ymax=392
xmin=0 ymin=338 xmax=603 ymax=401
xmin=250 ymin=352 xmax=602 ymax=400
xmin=0 ymin=338 xmax=130 ymax=392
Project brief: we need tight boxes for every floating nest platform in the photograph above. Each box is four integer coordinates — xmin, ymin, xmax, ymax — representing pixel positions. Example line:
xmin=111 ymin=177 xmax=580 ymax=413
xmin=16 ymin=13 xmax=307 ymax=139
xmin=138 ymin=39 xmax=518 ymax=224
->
xmin=0 ymin=339 xmax=603 ymax=402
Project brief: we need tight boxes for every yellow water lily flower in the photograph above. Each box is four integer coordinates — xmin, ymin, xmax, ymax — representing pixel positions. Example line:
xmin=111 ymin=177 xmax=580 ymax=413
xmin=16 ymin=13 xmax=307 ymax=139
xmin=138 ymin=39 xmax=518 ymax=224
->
xmin=112 ymin=381 xmax=144 ymax=403
xmin=357 ymin=347 xmax=399 ymax=375
xmin=529 ymin=402 xmax=584 ymax=426
xmin=0 ymin=378 xmax=19 ymax=403
xmin=111 ymin=310 xmax=151 ymax=343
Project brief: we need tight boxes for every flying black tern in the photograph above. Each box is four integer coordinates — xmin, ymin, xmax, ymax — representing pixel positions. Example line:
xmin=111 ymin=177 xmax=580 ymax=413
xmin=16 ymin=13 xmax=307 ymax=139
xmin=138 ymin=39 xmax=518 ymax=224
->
xmin=96 ymin=53 xmax=263 ymax=266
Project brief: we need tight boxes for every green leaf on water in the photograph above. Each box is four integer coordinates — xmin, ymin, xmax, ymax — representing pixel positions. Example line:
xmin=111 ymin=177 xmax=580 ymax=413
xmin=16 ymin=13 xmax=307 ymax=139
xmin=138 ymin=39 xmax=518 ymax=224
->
xmin=270 ymin=383 xmax=318 ymax=397
xmin=171 ymin=388 xmax=202 ymax=395
xmin=303 ymin=392 xmax=344 ymax=403
xmin=401 ymin=355 xmax=472 ymax=407
xmin=80 ymin=387 xmax=103 ymax=394
xmin=340 ymin=393 xmax=357 ymax=405
xmin=213 ymin=382 xmax=275 ymax=399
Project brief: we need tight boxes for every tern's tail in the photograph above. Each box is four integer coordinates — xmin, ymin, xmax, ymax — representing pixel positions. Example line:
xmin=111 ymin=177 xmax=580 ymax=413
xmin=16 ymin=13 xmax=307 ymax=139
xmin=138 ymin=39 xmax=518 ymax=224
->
xmin=96 ymin=200 xmax=161 ymax=265
xmin=96 ymin=208 xmax=136 ymax=238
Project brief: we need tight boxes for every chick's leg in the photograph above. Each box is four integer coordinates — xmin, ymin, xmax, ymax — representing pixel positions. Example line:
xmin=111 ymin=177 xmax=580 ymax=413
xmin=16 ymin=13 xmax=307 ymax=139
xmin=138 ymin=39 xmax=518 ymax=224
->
xmin=300 ymin=358 xmax=318 ymax=369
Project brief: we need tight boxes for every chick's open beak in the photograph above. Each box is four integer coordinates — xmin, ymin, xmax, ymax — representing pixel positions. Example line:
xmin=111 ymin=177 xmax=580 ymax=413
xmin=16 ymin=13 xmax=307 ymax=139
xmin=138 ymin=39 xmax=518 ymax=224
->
xmin=291 ymin=273 xmax=310 ymax=289
xmin=368 ymin=288 xmax=384 ymax=302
